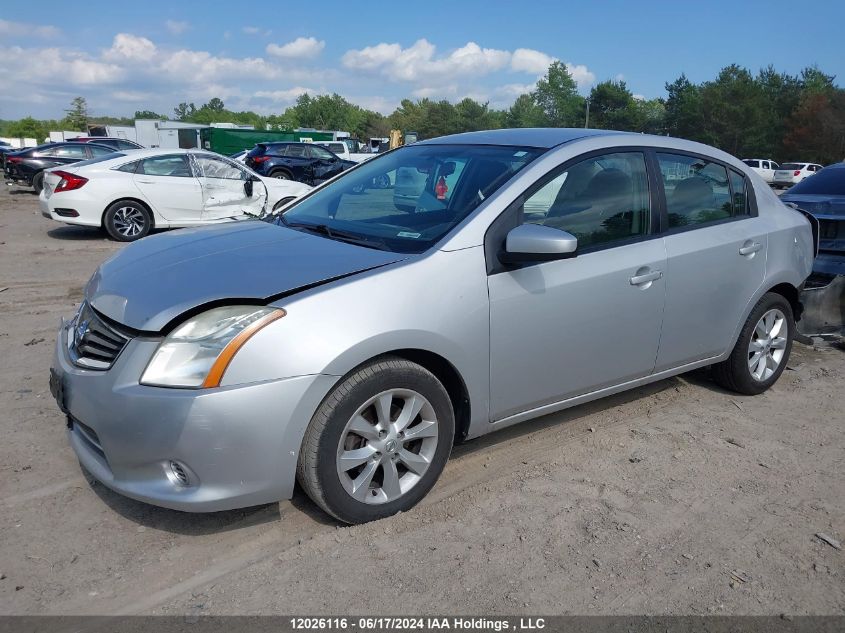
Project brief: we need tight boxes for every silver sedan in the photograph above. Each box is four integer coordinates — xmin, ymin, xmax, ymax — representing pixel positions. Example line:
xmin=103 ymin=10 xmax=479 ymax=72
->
xmin=50 ymin=129 xmax=815 ymax=523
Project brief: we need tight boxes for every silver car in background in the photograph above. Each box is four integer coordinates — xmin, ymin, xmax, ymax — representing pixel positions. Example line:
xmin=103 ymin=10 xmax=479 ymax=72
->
xmin=50 ymin=129 xmax=815 ymax=524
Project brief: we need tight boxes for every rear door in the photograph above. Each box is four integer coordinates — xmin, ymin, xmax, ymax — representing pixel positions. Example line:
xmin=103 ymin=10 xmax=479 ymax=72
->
xmin=655 ymin=152 xmax=766 ymax=371
xmin=132 ymin=154 xmax=204 ymax=223
xmin=192 ymin=153 xmax=267 ymax=220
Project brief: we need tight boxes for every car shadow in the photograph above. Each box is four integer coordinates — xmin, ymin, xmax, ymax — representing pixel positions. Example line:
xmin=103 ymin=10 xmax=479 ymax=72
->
xmin=46 ymin=226 xmax=106 ymax=241
xmin=7 ymin=189 xmax=37 ymax=195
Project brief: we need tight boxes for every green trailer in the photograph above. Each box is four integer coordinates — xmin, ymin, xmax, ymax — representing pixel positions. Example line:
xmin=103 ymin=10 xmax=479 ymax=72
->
xmin=201 ymin=128 xmax=335 ymax=156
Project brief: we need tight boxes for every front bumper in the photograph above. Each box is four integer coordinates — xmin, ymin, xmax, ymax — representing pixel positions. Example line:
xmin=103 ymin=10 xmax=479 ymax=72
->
xmin=51 ymin=320 xmax=337 ymax=512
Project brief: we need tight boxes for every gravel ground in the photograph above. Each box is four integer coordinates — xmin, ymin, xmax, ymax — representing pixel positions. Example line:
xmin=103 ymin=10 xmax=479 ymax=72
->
xmin=0 ymin=184 xmax=842 ymax=616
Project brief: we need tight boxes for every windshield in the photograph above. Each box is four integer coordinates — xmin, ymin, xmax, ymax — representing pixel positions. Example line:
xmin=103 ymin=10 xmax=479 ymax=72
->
xmin=277 ymin=144 xmax=544 ymax=253
xmin=787 ymin=167 xmax=845 ymax=195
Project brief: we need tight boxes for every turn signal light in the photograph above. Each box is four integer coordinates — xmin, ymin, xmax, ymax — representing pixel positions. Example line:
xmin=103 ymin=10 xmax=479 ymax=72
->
xmin=53 ymin=171 xmax=88 ymax=193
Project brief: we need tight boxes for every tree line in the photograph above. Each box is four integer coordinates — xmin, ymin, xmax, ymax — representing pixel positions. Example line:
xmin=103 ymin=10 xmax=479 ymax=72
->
xmin=2 ymin=62 xmax=843 ymax=164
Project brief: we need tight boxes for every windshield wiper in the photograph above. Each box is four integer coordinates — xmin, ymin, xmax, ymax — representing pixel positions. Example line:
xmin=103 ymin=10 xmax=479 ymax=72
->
xmin=279 ymin=216 xmax=391 ymax=251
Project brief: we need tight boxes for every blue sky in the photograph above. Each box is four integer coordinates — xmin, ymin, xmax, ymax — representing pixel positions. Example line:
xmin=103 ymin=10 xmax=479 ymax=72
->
xmin=1 ymin=0 xmax=842 ymax=120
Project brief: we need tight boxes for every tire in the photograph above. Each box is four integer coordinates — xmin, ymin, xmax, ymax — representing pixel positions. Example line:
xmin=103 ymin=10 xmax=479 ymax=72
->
xmin=712 ymin=292 xmax=794 ymax=395
xmin=269 ymin=170 xmax=291 ymax=180
xmin=297 ymin=357 xmax=455 ymax=524
xmin=32 ymin=172 xmax=44 ymax=194
xmin=103 ymin=200 xmax=152 ymax=242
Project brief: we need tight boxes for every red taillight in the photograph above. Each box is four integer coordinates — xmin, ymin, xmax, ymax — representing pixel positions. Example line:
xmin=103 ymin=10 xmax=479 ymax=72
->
xmin=251 ymin=156 xmax=270 ymax=163
xmin=52 ymin=170 xmax=88 ymax=193
xmin=793 ymin=170 xmax=801 ymax=176
xmin=7 ymin=156 xmax=21 ymax=163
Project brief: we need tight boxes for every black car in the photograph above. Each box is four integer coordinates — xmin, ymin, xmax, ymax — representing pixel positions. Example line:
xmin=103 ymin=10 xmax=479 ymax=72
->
xmin=3 ymin=142 xmax=117 ymax=193
xmin=245 ymin=142 xmax=355 ymax=185
xmin=781 ymin=162 xmax=845 ymax=280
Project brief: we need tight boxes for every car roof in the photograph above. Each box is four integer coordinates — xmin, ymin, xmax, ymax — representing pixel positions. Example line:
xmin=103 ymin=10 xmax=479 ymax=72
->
xmin=417 ymin=128 xmax=629 ymax=149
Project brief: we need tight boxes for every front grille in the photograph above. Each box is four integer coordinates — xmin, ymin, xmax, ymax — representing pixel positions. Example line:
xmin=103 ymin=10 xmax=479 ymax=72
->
xmin=69 ymin=302 xmax=132 ymax=370
xmin=819 ymin=219 xmax=841 ymax=240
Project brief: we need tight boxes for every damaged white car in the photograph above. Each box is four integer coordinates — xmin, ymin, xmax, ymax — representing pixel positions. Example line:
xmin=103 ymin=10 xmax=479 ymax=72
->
xmin=39 ymin=149 xmax=311 ymax=241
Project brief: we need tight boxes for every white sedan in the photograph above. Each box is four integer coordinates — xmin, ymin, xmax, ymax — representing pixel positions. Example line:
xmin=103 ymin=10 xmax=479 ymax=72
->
xmin=39 ymin=148 xmax=312 ymax=241
xmin=772 ymin=162 xmax=823 ymax=189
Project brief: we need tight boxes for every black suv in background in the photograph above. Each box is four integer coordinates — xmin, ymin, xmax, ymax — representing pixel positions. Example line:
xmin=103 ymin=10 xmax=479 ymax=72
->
xmin=245 ymin=142 xmax=355 ymax=185
xmin=3 ymin=142 xmax=117 ymax=193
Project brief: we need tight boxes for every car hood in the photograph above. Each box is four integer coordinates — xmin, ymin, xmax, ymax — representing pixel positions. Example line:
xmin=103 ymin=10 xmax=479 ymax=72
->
xmin=780 ymin=193 xmax=845 ymax=218
xmin=85 ymin=220 xmax=410 ymax=331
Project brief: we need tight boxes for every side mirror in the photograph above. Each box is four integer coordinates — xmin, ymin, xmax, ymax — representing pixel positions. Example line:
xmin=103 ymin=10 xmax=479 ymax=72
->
xmin=500 ymin=224 xmax=578 ymax=264
xmin=244 ymin=179 xmax=254 ymax=197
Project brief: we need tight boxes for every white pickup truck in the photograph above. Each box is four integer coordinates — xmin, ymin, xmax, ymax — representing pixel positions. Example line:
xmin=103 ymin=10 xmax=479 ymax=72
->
xmin=315 ymin=141 xmax=375 ymax=164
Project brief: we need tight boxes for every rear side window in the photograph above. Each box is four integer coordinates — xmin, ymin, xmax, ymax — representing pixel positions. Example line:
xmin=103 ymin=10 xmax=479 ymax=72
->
xmin=115 ymin=160 xmax=140 ymax=173
xmin=729 ymin=170 xmax=749 ymax=216
xmin=284 ymin=145 xmax=307 ymax=158
xmin=88 ymin=145 xmax=114 ymax=157
xmin=53 ymin=144 xmax=88 ymax=158
xmin=522 ymin=151 xmax=650 ymax=248
xmin=138 ymin=155 xmax=193 ymax=177
xmin=658 ymin=153 xmax=733 ymax=228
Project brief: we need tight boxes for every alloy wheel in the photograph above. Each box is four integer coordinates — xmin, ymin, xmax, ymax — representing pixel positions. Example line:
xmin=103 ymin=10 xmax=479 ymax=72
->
xmin=112 ymin=206 xmax=146 ymax=238
xmin=336 ymin=389 xmax=439 ymax=505
xmin=747 ymin=308 xmax=787 ymax=382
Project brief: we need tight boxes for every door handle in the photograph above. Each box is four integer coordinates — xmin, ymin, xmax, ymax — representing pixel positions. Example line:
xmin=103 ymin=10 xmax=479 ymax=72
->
xmin=630 ymin=269 xmax=663 ymax=286
xmin=136 ymin=179 xmax=154 ymax=184
xmin=739 ymin=241 xmax=762 ymax=256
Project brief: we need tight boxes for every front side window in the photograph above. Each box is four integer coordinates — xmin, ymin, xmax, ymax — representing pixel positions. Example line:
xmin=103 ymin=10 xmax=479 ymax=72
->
xmin=521 ymin=152 xmax=650 ymax=248
xmin=309 ymin=145 xmax=336 ymax=160
xmin=139 ymin=155 xmax=193 ymax=177
xmin=658 ymin=153 xmax=733 ymax=228
xmin=280 ymin=144 xmax=543 ymax=253
xmin=117 ymin=140 xmax=139 ymax=150
xmin=193 ymin=154 xmax=245 ymax=180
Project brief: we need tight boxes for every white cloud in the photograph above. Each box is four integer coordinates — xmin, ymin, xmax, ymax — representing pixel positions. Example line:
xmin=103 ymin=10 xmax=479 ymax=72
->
xmin=255 ymin=87 xmax=313 ymax=103
xmin=266 ymin=37 xmax=325 ymax=59
xmin=342 ymin=39 xmax=510 ymax=82
xmin=566 ymin=63 xmax=596 ymax=90
xmin=511 ymin=48 xmax=556 ymax=74
xmin=0 ymin=19 xmax=60 ymax=39
xmin=104 ymin=33 xmax=157 ymax=62
xmin=242 ymin=26 xmax=260 ymax=35
xmin=165 ymin=20 xmax=190 ymax=35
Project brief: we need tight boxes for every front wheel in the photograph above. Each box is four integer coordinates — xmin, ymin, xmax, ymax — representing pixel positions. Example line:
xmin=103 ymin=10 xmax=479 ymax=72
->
xmin=712 ymin=292 xmax=794 ymax=395
xmin=103 ymin=201 xmax=152 ymax=242
xmin=297 ymin=357 xmax=454 ymax=524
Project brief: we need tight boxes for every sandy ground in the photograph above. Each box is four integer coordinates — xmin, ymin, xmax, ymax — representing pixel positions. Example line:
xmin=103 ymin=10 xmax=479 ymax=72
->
xmin=0 ymin=184 xmax=842 ymax=616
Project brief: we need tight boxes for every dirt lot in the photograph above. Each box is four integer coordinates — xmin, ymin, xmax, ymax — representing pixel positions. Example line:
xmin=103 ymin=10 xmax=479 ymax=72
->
xmin=0 ymin=184 xmax=842 ymax=616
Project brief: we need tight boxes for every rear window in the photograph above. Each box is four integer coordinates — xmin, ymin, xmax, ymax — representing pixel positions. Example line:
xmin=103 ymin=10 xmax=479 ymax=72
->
xmin=781 ymin=163 xmax=805 ymax=170
xmin=743 ymin=160 xmax=760 ymax=168
xmin=787 ymin=167 xmax=845 ymax=195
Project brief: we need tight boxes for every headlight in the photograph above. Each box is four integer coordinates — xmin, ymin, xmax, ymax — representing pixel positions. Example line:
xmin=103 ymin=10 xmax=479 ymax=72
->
xmin=141 ymin=305 xmax=286 ymax=388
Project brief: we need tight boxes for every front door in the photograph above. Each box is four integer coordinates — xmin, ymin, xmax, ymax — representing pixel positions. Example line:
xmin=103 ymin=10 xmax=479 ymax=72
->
xmin=132 ymin=154 xmax=203 ymax=223
xmin=654 ymin=152 xmax=767 ymax=371
xmin=488 ymin=151 xmax=666 ymax=421
xmin=307 ymin=145 xmax=344 ymax=184
xmin=192 ymin=153 xmax=267 ymax=220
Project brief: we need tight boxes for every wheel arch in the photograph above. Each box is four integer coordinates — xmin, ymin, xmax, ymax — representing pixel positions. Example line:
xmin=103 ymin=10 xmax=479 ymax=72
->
xmin=268 ymin=166 xmax=294 ymax=180
xmin=101 ymin=197 xmax=156 ymax=229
